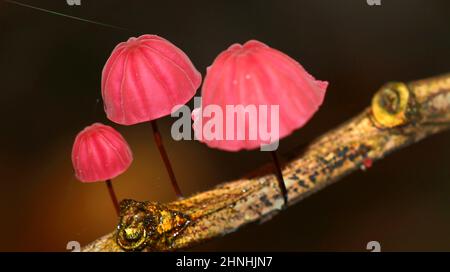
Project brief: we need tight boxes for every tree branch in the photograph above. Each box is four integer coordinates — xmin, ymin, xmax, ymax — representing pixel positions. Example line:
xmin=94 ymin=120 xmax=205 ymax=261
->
xmin=82 ymin=73 xmax=450 ymax=252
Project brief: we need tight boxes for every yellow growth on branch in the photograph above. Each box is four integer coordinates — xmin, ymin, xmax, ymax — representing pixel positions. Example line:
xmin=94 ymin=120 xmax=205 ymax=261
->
xmin=82 ymin=73 xmax=450 ymax=252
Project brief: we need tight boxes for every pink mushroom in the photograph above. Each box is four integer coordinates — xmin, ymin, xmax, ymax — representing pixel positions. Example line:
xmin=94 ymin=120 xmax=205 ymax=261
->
xmin=193 ymin=40 xmax=328 ymax=205
xmin=72 ymin=123 xmax=133 ymax=215
xmin=101 ymin=34 xmax=202 ymax=198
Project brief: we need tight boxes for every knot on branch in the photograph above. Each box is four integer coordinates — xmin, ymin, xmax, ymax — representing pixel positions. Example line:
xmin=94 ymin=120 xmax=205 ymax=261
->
xmin=116 ymin=199 xmax=191 ymax=251
xmin=371 ymin=82 xmax=420 ymax=128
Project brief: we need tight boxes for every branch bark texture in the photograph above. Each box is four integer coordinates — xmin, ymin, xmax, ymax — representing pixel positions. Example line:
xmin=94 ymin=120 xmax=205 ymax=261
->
xmin=82 ymin=73 xmax=450 ymax=252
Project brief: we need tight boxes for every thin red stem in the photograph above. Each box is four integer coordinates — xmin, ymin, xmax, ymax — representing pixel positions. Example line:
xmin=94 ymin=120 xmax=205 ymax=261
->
xmin=105 ymin=179 xmax=120 ymax=216
xmin=270 ymin=151 xmax=288 ymax=206
xmin=151 ymin=120 xmax=183 ymax=198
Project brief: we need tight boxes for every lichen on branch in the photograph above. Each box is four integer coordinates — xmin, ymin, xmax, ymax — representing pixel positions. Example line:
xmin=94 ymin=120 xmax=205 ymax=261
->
xmin=82 ymin=73 xmax=450 ymax=252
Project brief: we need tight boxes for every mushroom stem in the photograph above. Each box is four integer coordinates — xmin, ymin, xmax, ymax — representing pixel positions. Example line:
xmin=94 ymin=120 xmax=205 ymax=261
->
xmin=105 ymin=179 xmax=120 ymax=216
xmin=150 ymin=120 xmax=183 ymax=198
xmin=270 ymin=151 xmax=288 ymax=206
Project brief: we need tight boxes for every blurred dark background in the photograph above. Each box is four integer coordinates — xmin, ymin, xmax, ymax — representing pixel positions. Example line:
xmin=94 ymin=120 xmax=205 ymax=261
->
xmin=0 ymin=0 xmax=449 ymax=251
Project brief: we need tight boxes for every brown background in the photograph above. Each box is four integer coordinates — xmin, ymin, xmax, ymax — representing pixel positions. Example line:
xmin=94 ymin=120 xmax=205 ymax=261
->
xmin=0 ymin=0 xmax=449 ymax=251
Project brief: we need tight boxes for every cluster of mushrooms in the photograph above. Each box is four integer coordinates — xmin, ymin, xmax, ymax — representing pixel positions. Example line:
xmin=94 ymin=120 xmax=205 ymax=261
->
xmin=71 ymin=35 xmax=328 ymax=216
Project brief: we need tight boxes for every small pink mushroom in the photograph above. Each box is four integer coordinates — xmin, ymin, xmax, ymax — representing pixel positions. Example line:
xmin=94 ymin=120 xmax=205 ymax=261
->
xmin=72 ymin=123 xmax=133 ymax=215
xmin=193 ymin=40 xmax=328 ymax=205
xmin=101 ymin=34 xmax=201 ymax=198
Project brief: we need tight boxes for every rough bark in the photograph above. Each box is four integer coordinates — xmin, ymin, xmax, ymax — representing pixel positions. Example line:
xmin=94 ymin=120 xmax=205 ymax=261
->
xmin=82 ymin=73 xmax=450 ymax=252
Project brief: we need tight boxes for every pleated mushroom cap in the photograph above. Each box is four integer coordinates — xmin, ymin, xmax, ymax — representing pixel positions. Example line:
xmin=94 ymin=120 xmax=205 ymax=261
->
xmin=194 ymin=40 xmax=328 ymax=151
xmin=102 ymin=35 xmax=202 ymax=125
xmin=72 ymin=123 xmax=133 ymax=182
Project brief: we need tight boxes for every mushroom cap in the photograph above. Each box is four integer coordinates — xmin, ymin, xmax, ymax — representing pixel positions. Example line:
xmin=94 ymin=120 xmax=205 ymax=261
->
xmin=102 ymin=35 xmax=201 ymax=125
xmin=71 ymin=123 xmax=133 ymax=182
xmin=193 ymin=40 xmax=328 ymax=152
